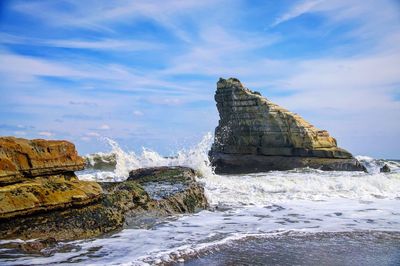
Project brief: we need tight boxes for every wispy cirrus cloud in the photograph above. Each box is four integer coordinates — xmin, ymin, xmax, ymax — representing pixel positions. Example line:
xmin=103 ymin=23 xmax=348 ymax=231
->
xmin=270 ymin=0 xmax=324 ymax=27
xmin=0 ymin=33 xmax=163 ymax=51
xmin=10 ymin=0 xmax=226 ymax=40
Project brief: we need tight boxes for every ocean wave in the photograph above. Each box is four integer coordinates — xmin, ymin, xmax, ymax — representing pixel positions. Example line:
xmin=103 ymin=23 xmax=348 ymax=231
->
xmin=79 ymin=134 xmax=400 ymax=204
xmin=202 ymin=169 xmax=400 ymax=205
xmin=356 ymin=155 xmax=400 ymax=173
xmin=4 ymin=199 xmax=399 ymax=265
xmin=81 ymin=133 xmax=214 ymax=181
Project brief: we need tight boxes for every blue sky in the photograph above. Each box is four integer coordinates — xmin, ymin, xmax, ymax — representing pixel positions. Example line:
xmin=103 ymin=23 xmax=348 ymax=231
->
xmin=0 ymin=0 xmax=399 ymax=158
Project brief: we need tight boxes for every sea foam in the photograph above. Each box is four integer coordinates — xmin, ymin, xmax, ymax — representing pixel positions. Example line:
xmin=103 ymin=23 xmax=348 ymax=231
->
xmin=2 ymin=134 xmax=400 ymax=266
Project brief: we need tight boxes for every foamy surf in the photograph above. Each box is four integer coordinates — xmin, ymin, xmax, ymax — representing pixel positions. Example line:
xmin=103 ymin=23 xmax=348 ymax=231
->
xmin=79 ymin=134 xmax=400 ymax=205
xmin=1 ymin=134 xmax=399 ymax=265
xmin=80 ymin=133 xmax=214 ymax=182
xmin=2 ymin=199 xmax=399 ymax=265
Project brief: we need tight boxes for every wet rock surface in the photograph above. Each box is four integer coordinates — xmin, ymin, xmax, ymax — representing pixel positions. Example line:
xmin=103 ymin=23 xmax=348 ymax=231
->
xmin=0 ymin=138 xmax=208 ymax=242
xmin=0 ymin=137 xmax=85 ymax=185
xmin=380 ymin=164 xmax=391 ymax=173
xmin=210 ymin=78 xmax=365 ymax=173
xmin=0 ymin=173 xmax=102 ymax=219
xmin=0 ymin=137 xmax=105 ymax=240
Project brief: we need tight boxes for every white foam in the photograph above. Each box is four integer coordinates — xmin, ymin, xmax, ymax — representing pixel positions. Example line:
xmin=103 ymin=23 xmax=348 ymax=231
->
xmin=79 ymin=136 xmax=400 ymax=204
xmin=78 ymin=133 xmax=214 ymax=182
xmin=3 ymin=199 xmax=399 ymax=265
xmin=202 ymin=170 xmax=400 ymax=206
xmin=356 ymin=155 xmax=400 ymax=174
xmin=6 ymin=135 xmax=398 ymax=265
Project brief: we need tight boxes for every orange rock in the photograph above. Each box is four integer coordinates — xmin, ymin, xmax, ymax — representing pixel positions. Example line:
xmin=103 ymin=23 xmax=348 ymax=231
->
xmin=0 ymin=173 xmax=102 ymax=219
xmin=0 ymin=137 xmax=85 ymax=185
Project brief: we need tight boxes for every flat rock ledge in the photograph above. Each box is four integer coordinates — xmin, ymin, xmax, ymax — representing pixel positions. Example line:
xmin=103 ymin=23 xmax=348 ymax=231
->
xmin=210 ymin=78 xmax=365 ymax=173
xmin=0 ymin=137 xmax=208 ymax=242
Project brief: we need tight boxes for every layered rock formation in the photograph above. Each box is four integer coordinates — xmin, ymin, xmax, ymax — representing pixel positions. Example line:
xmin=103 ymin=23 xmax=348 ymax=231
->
xmin=0 ymin=137 xmax=101 ymax=220
xmin=0 ymin=137 xmax=85 ymax=185
xmin=0 ymin=137 xmax=208 ymax=241
xmin=210 ymin=78 xmax=365 ymax=173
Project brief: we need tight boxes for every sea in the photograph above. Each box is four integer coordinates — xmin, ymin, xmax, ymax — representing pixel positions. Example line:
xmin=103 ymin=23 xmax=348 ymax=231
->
xmin=1 ymin=133 xmax=399 ymax=265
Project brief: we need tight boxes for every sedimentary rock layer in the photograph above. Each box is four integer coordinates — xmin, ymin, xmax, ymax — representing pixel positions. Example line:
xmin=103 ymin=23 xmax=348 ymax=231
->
xmin=0 ymin=165 xmax=208 ymax=240
xmin=0 ymin=137 xmax=101 ymax=221
xmin=210 ymin=78 xmax=365 ymax=173
xmin=0 ymin=173 xmax=102 ymax=219
xmin=0 ymin=137 xmax=85 ymax=185
xmin=0 ymin=137 xmax=208 ymax=241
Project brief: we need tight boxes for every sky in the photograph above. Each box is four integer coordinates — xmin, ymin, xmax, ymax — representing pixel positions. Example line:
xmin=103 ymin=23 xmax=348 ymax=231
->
xmin=0 ymin=0 xmax=399 ymax=158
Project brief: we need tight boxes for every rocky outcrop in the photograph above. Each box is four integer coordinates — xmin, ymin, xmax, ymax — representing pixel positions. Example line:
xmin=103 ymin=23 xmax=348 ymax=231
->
xmin=0 ymin=137 xmax=100 ymax=221
xmin=127 ymin=167 xmax=208 ymax=215
xmin=0 ymin=174 xmax=101 ymax=219
xmin=0 ymin=137 xmax=85 ymax=185
xmin=210 ymin=78 xmax=365 ymax=173
xmin=380 ymin=164 xmax=391 ymax=173
xmin=0 ymin=136 xmax=208 ymax=241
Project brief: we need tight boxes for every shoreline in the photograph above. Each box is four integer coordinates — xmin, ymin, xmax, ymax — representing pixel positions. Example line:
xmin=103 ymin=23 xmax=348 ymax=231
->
xmin=179 ymin=230 xmax=400 ymax=266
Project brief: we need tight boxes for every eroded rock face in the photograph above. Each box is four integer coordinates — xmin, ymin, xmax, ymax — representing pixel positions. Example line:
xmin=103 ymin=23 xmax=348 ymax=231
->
xmin=127 ymin=166 xmax=208 ymax=215
xmin=210 ymin=78 xmax=365 ymax=173
xmin=0 ymin=137 xmax=104 ymax=239
xmin=0 ymin=174 xmax=102 ymax=219
xmin=0 ymin=137 xmax=99 ymax=220
xmin=0 ymin=165 xmax=208 ymax=241
xmin=0 ymin=137 xmax=85 ymax=185
xmin=0 ymin=137 xmax=208 ymax=241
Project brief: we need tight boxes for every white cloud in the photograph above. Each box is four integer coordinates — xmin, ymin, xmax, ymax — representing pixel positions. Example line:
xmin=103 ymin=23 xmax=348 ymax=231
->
xmin=11 ymin=0 xmax=223 ymax=40
xmin=38 ymin=131 xmax=54 ymax=137
xmin=161 ymin=26 xmax=280 ymax=77
xmin=69 ymin=101 xmax=98 ymax=107
xmin=0 ymin=49 xmax=204 ymax=98
xmin=0 ymin=33 xmax=163 ymax=51
xmin=86 ymin=132 xmax=101 ymax=137
xmin=133 ymin=110 xmax=144 ymax=116
xmin=271 ymin=0 xmax=324 ymax=27
xmin=0 ymin=51 xmax=86 ymax=82
xmin=147 ymin=97 xmax=184 ymax=106
xmin=98 ymin=124 xmax=111 ymax=130
xmin=2 ymin=0 xmax=400 ymax=157
xmin=14 ymin=131 xmax=27 ymax=136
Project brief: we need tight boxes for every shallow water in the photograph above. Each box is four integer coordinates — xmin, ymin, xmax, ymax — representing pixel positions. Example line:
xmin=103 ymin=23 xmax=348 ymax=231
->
xmin=182 ymin=231 xmax=400 ymax=266
xmin=1 ymin=134 xmax=399 ymax=265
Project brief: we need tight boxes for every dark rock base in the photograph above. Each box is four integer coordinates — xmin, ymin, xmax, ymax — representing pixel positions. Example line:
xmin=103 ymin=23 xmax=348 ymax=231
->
xmin=0 ymin=167 xmax=208 ymax=241
xmin=211 ymin=152 xmax=366 ymax=174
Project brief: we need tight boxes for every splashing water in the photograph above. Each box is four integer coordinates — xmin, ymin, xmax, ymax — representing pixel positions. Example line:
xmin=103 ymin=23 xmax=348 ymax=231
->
xmin=356 ymin=155 xmax=400 ymax=174
xmin=80 ymin=134 xmax=400 ymax=204
xmin=3 ymin=134 xmax=400 ymax=265
xmin=80 ymin=133 xmax=214 ymax=182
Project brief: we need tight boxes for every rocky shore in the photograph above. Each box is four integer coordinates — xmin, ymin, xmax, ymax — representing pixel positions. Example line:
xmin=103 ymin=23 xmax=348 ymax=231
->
xmin=0 ymin=137 xmax=208 ymax=242
xmin=210 ymin=78 xmax=365 ymax=173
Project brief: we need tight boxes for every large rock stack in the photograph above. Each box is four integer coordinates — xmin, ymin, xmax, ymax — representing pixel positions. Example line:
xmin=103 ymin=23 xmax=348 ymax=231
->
xmin=210 ymin=78 xmax=365 ymax=173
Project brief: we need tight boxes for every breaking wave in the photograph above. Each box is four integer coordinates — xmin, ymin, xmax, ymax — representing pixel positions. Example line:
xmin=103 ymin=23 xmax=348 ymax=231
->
xmin=79 ymin=134 xmax=400 ymax=205
xmin=356 ymin=155 xmax=400 ymax=173
xmin=80 ymin=133 xmax=214 ymax=182
xmin=3 ymin=133 xmax=400 ymax=266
